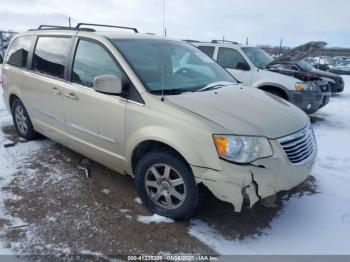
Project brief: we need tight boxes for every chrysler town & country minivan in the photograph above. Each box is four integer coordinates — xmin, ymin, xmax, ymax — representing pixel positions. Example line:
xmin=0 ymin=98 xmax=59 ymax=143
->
xmin=1 ymin=24 xmax=317 ymax=219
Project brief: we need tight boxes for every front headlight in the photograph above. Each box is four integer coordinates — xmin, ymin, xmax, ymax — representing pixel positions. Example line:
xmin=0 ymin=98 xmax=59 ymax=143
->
xmin=213 ymin=135 xmax=273 ymax=163
xmin=295 ymin=82 xmax=318 ymax=92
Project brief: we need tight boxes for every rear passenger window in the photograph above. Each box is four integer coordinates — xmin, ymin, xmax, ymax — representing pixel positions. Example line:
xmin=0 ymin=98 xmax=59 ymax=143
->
xmin=32 ymin=37 xmax=72 ymax=79
xmin=6 ymin=36 xmax=36 ymax=68
xmin=72 ymin=39 xmax=123 ymax=88
xmin=197 ymin=46 xmax=215 ymax=58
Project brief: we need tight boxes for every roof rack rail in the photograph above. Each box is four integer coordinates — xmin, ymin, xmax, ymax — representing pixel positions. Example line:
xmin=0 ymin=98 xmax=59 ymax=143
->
xmin=29 ymin=25 xmax=95 ymax=32
xmin=211 ymin=40 xmax=239 ymax=44
xmin=76 ymin=23 xmax=138 ymax=33
xmin=183 ymin=39 xmax=200 ymax=43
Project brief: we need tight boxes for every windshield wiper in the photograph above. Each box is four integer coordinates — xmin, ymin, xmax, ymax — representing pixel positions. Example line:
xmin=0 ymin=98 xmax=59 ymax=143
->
xmin=196 ymin=81 xmax=235 ymax=92
xmin=150 ymin=89 xmax=186 ymax=95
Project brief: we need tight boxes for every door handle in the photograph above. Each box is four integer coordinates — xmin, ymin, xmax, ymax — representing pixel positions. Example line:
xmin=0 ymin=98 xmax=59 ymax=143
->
xmin=52 ymin=87 xmax=62 ymax=95
xmin=65 ymin=92 xmax=78 ymax=101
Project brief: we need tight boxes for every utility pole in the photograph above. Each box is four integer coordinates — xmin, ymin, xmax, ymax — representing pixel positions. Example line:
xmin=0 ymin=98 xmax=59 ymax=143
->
xmin=278 ymin=37 xmax=283 ymax=57
xmin=0 ymin=31 xmax=3 ymax=58
xmin=246 ymin=37 xmax=248 ymax=46
xmin=68 ymin=17 xmax=71 ymax=28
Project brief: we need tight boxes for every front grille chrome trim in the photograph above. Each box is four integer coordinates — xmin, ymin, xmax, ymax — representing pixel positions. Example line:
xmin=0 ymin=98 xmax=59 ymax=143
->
xmin=277 ymin=124 xmax=316 ymax=165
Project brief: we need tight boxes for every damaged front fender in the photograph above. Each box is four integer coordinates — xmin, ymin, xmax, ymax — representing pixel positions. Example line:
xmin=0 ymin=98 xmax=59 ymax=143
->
xmin=191 ymin=163 xmax=262 ymax=212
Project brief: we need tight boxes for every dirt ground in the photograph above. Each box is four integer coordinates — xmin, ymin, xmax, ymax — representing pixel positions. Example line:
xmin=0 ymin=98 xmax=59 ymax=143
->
xmin=0 ymin=124 xmax=318 ymax=260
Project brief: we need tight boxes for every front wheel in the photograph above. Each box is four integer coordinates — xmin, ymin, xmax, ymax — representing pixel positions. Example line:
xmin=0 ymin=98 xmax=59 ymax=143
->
xmin=134 ymin=151 xmax=199 ymax=220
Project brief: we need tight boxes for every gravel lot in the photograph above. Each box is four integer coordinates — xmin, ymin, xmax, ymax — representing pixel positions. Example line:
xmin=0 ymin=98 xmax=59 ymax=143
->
xmin=0 ymin=76 xmax=349 ymax=259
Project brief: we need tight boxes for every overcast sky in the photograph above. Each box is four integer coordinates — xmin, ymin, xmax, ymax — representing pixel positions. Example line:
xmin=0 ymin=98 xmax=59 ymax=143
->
xmin=0 ymin=0 xmax=349 ymax=47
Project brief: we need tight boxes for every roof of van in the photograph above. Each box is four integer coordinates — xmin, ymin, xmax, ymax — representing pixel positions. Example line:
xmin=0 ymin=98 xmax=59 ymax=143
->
xmin=24 ymin=29 xmax=173 ymax=41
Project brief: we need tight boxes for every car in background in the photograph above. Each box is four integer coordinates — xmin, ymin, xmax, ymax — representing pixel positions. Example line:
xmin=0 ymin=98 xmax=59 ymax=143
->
xmin=271 ymin=60 xmax=344 ymax=93
xmin=192 ymin=40 xmax=327 ymax=114
xmin=305 ymin=56 xmax=350 ymax=76
xmin=267 ymin=64 xmax=331 ymax=110
xmin=0 ymin=54 xmax=3 ymax=86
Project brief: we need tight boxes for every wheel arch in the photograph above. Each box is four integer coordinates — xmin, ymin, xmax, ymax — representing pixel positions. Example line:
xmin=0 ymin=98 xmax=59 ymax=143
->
xmin=258 ymin=84 xmax=289 ymax=100
xmin=131 ymin=139 xmax=191 ymax=175
xmin=9 ymin=93 xmax=20 ymax=108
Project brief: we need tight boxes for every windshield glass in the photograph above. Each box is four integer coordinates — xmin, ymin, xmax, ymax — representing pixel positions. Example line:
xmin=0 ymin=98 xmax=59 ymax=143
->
xmin=297 ymin=60 xmax=315 ymax=71
xmin=112 ymin=39 xmax=237 ymax=93
xmin=242 ymin=47 xmax=273 ymax=68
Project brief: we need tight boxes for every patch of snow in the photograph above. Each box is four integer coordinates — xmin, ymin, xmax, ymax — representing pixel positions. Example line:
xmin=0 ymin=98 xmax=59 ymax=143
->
xmin=79 ymin=249 xmax=104 ymax=257
xmin=134 ymin=197 xmax=143 ymax=205
xmin=0 ymin=89 xmax=50 ymax=255
xmin=189 ymin=75 xmax=350 ymax=255
xmin=119 ymin=209 xmax=130 ymax=213
xmin=137 ymin=214 xmax=174 ymax=224
xmin=102 ymin=189 xmax=110 ymax=195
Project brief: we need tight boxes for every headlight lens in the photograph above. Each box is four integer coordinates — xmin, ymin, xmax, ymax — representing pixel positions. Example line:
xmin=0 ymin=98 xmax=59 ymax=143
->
xmin=295 ymin=82 xmax=305 ymax=91
xmin=295 ymin=82 xmax=318 ymax=92
xmin=213 ymin=135 xmax=273 ymax=163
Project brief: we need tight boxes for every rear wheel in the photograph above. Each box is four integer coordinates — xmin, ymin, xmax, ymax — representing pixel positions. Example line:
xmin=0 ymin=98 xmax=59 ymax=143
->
xmin=134 ymin=151 xmax=199 ymax=220
xmin=11 ymin=98 xmax=37 ymax=140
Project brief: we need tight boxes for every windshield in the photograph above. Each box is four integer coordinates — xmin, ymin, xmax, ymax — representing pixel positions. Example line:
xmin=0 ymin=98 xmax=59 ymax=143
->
xmin=242 ymin=47 xmax=273 ymax=68
xmin=297 ymin=60 xmax=315 ymax=71
xmin=112 ymin=39 xmax=237 ymax=93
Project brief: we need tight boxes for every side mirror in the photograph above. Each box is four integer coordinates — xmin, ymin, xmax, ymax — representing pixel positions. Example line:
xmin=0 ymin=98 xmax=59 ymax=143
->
xmin=237 ymin=62 xmax=250 ymax=71
xmin=93 ymin=74 xmax=123 ymax=95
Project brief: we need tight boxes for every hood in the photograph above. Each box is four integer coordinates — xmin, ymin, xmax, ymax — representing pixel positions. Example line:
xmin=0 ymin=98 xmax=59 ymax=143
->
xmin=166 ymin=85 xmax=309 ymax=139
xmin=267 ymin=65 xmax=321 ymax=81
xmin=269 ymin=41 xmax=327 ymax=65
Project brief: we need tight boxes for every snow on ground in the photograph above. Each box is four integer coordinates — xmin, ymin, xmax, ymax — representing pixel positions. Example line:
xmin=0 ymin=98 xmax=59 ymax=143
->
xmin=137 ymin=214 xmax=175 ymax=224
xmin=0 ymin=88 xmax=51 ymax=255
xmin=189 ymin=76 xmax=350 ymax=255
xmin=1 ymin=75 xmax=350 ymax=255
xmin=134 ymin=197 xmax=143 ymax=205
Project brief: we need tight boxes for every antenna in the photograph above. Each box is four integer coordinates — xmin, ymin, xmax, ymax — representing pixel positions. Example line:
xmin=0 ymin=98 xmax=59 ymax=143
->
xmin=162 ymin=0 xmax=166 ymax=37
xmin=161 ymin=0 xmax=166 ymax=101
xmin=160 ymin=43 xmax=165 ymax=101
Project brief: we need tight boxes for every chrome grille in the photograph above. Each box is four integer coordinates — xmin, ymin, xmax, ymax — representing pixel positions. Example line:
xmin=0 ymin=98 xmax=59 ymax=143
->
xmin=278 ymin=125 xmax=315 ymax=164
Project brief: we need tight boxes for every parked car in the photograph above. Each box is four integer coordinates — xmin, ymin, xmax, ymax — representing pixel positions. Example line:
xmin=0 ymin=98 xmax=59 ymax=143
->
xmin=0 ymin=55 xmax=3 ymax=86
xmin=327 ymin=58 xmax=350 ymax=75
xmin=270 ymin=60 xmax=344 ymax=93
xmin=192 ymin=41 xmax=327 ymax=114
xmin=266 ymin=64 xmax=331 ymax=109
xmin=2 ymin=24 xmax=316 ymax=219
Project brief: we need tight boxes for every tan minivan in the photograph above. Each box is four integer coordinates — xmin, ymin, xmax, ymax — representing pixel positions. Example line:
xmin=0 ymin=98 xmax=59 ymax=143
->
xmin=2 ymin=24 xmax=317 ymax=219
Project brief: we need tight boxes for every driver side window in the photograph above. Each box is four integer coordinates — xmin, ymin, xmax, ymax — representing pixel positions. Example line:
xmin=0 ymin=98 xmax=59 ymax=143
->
xmin=217 ymin=47 xmax=249 ymax=70
xmin=72 ymin=39 xmax=124 ymax=88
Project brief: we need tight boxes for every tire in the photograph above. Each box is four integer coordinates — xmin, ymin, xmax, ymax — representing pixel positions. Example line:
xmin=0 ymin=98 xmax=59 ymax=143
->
xmin=134 ymin=150 xmax=199 ymax=220
xmin=11 ymin=98 xmax=37 ymax=140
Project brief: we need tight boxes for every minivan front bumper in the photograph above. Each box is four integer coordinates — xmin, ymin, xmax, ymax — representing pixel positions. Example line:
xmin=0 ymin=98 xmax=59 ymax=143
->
xmin=192 ymin=136 xmax=316 ymax=212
